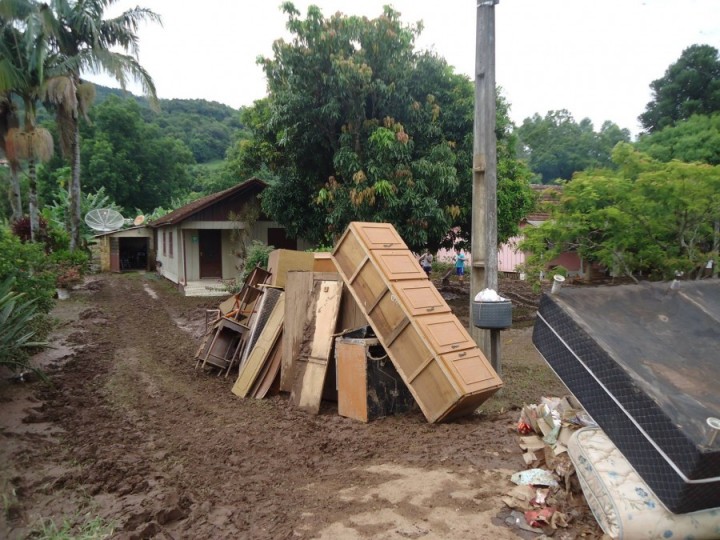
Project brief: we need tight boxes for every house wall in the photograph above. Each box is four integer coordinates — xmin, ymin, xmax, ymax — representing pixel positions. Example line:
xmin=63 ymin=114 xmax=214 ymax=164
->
xmin=156 ymin=226 xmax=181 ymax=284
xmin=498 ymin=236 xmax=526 ymax=273
xmin=156 ymin=219 xmax=311 ymax=287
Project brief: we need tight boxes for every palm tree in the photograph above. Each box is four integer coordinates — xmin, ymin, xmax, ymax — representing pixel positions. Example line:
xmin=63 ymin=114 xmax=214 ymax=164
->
xmin=46 ymin=0 xmax=160 ymax=250
xmin=0 ymin=0 xmax=55 ymax=240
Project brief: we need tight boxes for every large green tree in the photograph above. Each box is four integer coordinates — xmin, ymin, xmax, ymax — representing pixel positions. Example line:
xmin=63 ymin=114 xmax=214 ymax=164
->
xmin=45 ymin=0 xmax=160 ymax=251
xmin=244 ymin=3 xmax=533 ymax=251
xmin=516 ymin=110 xmax=630 ymax=183
xmin=636 ymin=113 xmax=720 ymax=165
xmin=81 ymin=95 xmax=194 ymax=211
xmin=639 ymin=44 xmax=720 ymax=133
xmin=521 ymin=144 xmax=720 ymax=281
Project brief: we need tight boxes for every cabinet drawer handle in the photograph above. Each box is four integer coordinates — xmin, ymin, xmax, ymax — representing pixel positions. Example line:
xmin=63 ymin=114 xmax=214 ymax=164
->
xmin=383 ymin=243 xmax=393 ymax=247
xmin=451 ymin=344 xmax=460 ymax=349
xmin=458 ymin=352 xmax=467 ymax=357
xmin=426 ymin=306 xmax=434 ymax=312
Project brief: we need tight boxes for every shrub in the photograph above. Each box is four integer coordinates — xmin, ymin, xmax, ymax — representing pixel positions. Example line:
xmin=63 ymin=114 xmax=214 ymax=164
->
xmin=0 ymin=227 xmax=56 ymax=313
xmin=0 ymin=277 xmax=48 ymax=376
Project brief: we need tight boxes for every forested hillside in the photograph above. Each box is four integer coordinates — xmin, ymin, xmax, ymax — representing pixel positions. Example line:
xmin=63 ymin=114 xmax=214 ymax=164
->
xmin=93 ymin=85 xmax=246 ymax=164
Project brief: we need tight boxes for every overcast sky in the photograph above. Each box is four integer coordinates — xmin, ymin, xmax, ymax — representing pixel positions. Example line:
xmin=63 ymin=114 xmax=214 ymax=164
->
xmin=89 ymin=0 xmax=720 ymax=137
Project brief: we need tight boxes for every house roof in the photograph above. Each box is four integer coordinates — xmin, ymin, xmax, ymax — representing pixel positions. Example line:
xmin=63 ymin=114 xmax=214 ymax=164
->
xmin=526 ymin=184 xmax=564 ymax=222
xmin=149 ymin=177 xmax=268 ymax=227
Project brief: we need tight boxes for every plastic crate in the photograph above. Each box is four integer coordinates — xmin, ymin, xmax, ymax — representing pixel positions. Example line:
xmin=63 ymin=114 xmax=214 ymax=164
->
xmin=472 ymin=300 xmax=512 ymax=329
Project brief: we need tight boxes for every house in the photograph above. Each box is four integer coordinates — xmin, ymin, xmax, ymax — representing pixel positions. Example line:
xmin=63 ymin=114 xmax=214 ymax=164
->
xmin=148 ymin=178 xmax=312 ymax=296
xmin=498 ymin=185 xmax=594 ymax=279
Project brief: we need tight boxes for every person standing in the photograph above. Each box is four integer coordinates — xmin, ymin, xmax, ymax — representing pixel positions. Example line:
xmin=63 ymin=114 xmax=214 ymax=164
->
xmin=420 ymin=250 xmax=433 ymax=277
xmin=453 ymin=249 xmax=467 ymax=284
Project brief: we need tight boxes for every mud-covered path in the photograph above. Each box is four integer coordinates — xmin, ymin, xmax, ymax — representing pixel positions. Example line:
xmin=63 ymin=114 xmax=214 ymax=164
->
xmin=0 ymin=273 xmax=601 ymax=539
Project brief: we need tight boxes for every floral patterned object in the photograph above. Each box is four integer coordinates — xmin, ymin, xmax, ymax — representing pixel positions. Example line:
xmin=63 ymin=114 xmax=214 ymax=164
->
xmin=568 ymin=427 xmax=720 ymax=539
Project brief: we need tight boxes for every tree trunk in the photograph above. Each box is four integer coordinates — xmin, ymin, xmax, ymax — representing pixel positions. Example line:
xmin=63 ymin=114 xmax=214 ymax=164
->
xmin=28 ymin=158 xmax=38 ymax=242
xmin=8 ymin=162 xmax=22 ymax=221
xmin=69 ymin=118 xmax=82 ymax=251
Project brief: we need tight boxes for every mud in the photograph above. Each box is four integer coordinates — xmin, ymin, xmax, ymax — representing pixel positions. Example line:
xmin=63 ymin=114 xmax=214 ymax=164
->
xmin=0 ymin=273 xmax=602 ymax=539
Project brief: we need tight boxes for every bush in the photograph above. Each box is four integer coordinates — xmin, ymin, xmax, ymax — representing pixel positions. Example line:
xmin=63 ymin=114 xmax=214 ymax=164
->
xmin=50 ymin=249 xmax=90 ymax=289
xmin=0 ymin=227 xmax=56 ymax=313
xmin=225 ymin=241 xmax=275 ymax=293
xmin=0 ymin=277 xmax=48 ymax=376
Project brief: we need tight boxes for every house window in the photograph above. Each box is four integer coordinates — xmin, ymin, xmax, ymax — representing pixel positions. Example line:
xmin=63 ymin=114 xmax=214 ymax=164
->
xmin=169 ymin=231 xmax=174 ymax=258
xmin=162 ymin=231 xmax=167 ymax=257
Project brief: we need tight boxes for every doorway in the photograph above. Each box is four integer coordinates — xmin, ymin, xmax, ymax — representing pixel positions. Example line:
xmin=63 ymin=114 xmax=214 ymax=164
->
xmin=199 ymin=230 xmax=222 ymax=278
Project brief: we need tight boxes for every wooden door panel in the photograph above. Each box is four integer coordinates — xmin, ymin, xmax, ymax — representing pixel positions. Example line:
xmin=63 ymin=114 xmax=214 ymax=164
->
xmin=394 ymin=281 xmax=451 ymax=316
xmin=373 ymin=251 xmax=426 ymax=281
xmin=352 ymin=222 xmax=407 ymax=250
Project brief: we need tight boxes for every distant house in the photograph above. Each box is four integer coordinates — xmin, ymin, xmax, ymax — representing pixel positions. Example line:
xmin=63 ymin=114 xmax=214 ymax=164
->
xmin=498 ymin=185 xmax=594 ymax=279
xmin=148 ymin=178 xmax=312 ymax=296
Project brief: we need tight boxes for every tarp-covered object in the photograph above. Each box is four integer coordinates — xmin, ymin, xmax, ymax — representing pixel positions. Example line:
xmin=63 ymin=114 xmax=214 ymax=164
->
xmin=532 ymin=280 xmax=720 ymax=513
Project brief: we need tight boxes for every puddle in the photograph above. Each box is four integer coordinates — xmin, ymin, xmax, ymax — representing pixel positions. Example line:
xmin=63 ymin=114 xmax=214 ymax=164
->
xmin=143 ymin=284 xmax=159 ymax=300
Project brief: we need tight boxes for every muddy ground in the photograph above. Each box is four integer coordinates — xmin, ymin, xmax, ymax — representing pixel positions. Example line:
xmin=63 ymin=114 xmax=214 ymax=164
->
xmin=0 ymin=273 xmax=603 ymax=539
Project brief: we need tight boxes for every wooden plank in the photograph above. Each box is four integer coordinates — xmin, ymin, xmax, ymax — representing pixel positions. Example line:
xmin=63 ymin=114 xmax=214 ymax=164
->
xmin=290 ymin=280 xmax=343 ymax=414
xmin=250 ymin=332 xmax=283 ymax=399
xmin=280 ymin=272 xmax=342 ymax=393
xmin=281 ymin=272 xmax=314 ymax=392
xmin=232 ymin=294 xmax=285 ymax=398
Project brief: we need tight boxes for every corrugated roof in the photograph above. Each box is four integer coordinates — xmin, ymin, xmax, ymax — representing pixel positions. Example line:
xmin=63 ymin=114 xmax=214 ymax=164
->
xmin=149 ymin=177 xmax=267 ymax=227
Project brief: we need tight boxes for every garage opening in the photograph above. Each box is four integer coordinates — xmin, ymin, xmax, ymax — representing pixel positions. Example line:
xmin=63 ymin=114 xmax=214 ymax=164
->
xmin=119 ymin=237 xmax=149 ymax=271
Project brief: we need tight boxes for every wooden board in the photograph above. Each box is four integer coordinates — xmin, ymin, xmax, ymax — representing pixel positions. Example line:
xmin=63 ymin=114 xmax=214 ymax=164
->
xmin=232 ymin=294 xmax=285 ymax=398
xmin=336 ymin=338 xmax=415 ymax=422
xmin=281 ymin=272 xmax=349 ymax=393
xmin=289 ymin=280 xmax=343 ymax=414
xmin=331 ymin=222 xmax=502 ymax=423
xmin=250 ymin=335 xmax=283 ymax=399
xmin=267 ymin=249 xmax=315 ymax=288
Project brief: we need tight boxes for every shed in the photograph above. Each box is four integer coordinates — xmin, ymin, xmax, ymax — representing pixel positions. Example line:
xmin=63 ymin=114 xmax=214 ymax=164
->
xmin=94 ymin=225 xmax=154 ymax=273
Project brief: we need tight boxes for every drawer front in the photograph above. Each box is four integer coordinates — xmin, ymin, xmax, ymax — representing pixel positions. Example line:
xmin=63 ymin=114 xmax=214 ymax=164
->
xmin=373 ymin=251 xmax=427 ymax=281
xmin=351 ymin=222 xmax=407 ymax=250
xmin=393 ymin=280 xmax=451 ymax=316
xmin=441 ymin=349 xmax=502 ymax=394
xmin=415 ymin=313 xmax=475 ymax=355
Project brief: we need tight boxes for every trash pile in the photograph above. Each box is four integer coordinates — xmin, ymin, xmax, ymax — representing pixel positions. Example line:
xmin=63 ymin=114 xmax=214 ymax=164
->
xmin=504 ymin=396 xmax=597 ymax=535
xmin=193 ymin=222 xmax=505 ymax=424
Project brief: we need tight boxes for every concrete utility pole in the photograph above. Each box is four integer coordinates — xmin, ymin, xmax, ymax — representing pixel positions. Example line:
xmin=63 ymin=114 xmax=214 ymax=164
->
xmin=470 ymin=0 xmax=501 ymax=375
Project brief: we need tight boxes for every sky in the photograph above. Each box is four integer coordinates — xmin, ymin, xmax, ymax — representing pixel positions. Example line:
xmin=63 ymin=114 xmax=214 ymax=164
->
xmin=88 ymin=0 xmax=720 ymax=137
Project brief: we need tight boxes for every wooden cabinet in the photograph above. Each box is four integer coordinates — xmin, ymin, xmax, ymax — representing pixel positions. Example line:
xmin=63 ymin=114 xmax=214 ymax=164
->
xmin=332 ymin=222 xmax=502 ymax=423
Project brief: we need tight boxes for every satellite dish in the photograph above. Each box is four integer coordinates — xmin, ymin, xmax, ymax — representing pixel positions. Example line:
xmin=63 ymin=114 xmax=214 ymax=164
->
xmin=133 ymin=215 xmax=146 ymax=226
xmin=85 ymin=208 xmax=125 ymax=232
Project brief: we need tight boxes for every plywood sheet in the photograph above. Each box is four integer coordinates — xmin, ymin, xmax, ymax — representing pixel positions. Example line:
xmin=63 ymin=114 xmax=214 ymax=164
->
xmin=267 ymin=249 xmax=315 ymax=288
xmin=281 ymin=272 xmax=343 ymax=393
xmin=290 ymin=280 xmax=343 ymax=414
xmin=250 ymin=334 xmax=283 ymax=399
xmin=232 ymin=294 xmax=285 ymax=398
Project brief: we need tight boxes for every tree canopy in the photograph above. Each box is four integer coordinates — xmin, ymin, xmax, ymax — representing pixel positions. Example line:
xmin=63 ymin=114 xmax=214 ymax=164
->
xmin=516 ymin=110 xmax=630 ymax=183
xmin=521 ymin=144 xmax=720 ymax=281
xmin=635 ymin=113 xmax=720 ymax=165
xmin=237 ymin=3 xmax=533 ymax=251
xmin=79 ymin=96 xmax=194 ymax=211
xmin=639 ymin=44 xmax=720 ymax=133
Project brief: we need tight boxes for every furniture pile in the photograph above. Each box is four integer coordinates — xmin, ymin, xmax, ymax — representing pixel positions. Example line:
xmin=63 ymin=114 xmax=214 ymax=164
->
xmin=193 ymin=221 xmax=504 ymax=423
xmin=532 ymin=280 xmax=720 ymax=538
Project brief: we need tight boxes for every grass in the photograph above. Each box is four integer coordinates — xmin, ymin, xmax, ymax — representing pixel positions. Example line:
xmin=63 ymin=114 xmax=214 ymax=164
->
xmin=32 ymin=514 xmax=115 ymax=540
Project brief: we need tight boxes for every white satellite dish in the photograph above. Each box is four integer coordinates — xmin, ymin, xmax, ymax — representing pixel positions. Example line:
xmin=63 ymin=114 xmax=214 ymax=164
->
xmin=85 ymin=208 xmax=125 ymax=232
